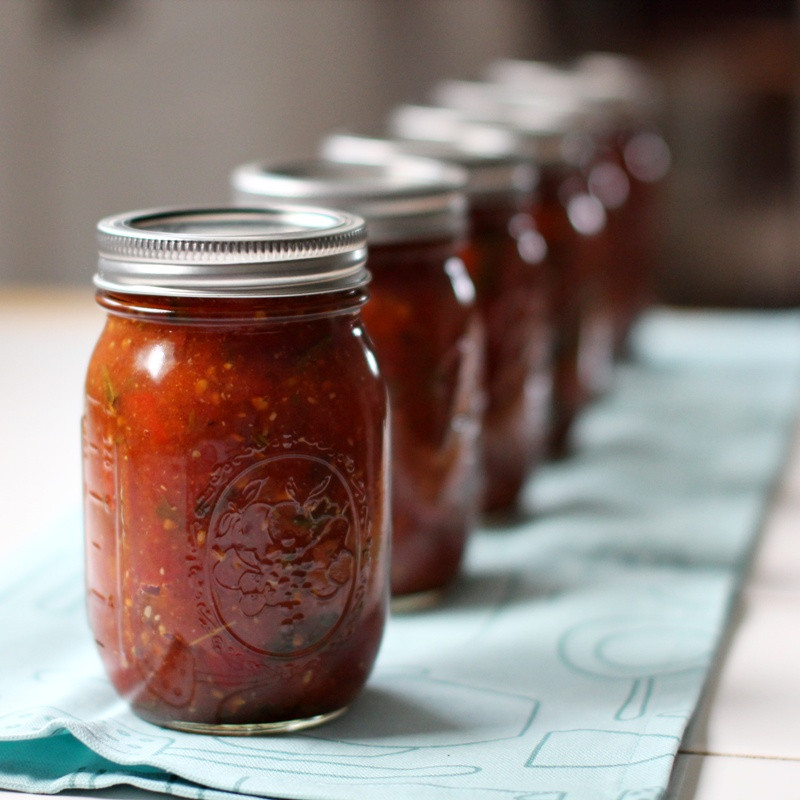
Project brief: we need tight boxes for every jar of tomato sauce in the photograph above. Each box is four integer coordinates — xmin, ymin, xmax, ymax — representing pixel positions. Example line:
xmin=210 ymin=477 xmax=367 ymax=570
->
xmin=83 ymin=206 xmax=390 ymax=733
xmin=327 ymin=112 xmax=552 ymax=513
xmin=510 ymin=103 xmax=615 ymax=455
xmin=432 ymin=80 xmax=616 ymax=456
xmin=573 ymin=53 xmax=671 ymax=356
xmin=231 ymin=157 xmax=484 ymax=608
xmin=487 ymin=57 xmax=670 ymax=358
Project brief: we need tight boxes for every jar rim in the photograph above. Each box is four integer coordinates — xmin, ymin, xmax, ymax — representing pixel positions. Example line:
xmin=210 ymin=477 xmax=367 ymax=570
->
xmin=95 ymin=205 xmax=370 ymax=298
xmin=322 ymin=129 xmax=537 ymax=199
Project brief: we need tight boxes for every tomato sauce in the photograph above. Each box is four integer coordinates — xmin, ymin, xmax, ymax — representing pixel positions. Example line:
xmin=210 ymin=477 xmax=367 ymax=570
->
xmin=463 ymin=198 xmax=551 ymax=511
xmin=573 ymin=52 xmax=671 ymax=356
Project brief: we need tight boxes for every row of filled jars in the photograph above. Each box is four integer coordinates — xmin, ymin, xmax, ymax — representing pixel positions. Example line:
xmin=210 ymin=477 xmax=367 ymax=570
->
xmin=82 ymin=55 xmax=670 ymax=734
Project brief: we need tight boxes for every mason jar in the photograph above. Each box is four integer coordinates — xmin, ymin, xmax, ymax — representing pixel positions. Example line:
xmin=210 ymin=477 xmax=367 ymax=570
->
xmin=573 ymin=53 xmax=671 ymax=356
xmin=330 ymin=112 xmax=553 ymax=513
xmin=432 ymin=79 xmax=616 ymax=455
xmin=231 ymin=156 xmax=484 ymax=608
xmin=487 ymin=57 xmax=670 ymax=357
xmin=83 ymin=206 xmax=390 ymax=733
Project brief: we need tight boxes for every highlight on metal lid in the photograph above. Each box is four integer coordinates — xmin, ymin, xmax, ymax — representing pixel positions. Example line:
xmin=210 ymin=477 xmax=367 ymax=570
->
xmin=389 ymin=103 xmax=518 ymax=153
xmin=323 ymin=126 xmax=537 ymax=199
xmin=572 ymin=52 xmax=663 ymax=119
xmin=428 ymin=79 xmax=577 ymax=164
xmin=95 ymin=205 xmax=369 ymax=298
xmin=230 ymin=155 xmax=468 ymax=245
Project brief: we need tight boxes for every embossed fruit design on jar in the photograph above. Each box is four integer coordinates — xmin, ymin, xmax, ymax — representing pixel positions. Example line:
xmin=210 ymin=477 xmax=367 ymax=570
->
xmin=210 ymin=461 xmax=357 ymax=647
xmin=82 ymin=207 xmax=390 ymax=733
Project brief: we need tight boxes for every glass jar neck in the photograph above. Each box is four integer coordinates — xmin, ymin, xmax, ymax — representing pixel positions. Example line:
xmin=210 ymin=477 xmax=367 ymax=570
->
xmin=367 ymin=236 xmax=465 ymax=266
xmin=96 ymin=287 xmax=368 ymax=323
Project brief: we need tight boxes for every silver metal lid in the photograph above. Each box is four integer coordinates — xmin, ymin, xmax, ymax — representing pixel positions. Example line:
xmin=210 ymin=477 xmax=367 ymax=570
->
xmin=487 ymin=57 xmax=660 ymax=134
xmin=321 ymin=131 xmax=535 ymax=200
xmin=354 ymin=109 xmax=540 ymax=198
xmin=572 ymin=53 xmax=659 ymax=113
xmin=231 ymin=156 xmax=468 ymax=245
xmin=95 ymin=206 xmax=369 ymax=298
xmin=431 ymin=79 xmax=513 ymax=124
xmin=484 ymin=59 xmax=577 ymax=97
xmin=389 ymin=104 xmax=522 ymax=155
xmin=431 ymin=79 xmax=593 ymax=167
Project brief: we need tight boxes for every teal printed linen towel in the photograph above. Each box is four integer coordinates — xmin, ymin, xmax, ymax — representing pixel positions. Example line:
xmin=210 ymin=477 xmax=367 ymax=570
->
xmin=1 ymin=309 xmax=799 ymax=800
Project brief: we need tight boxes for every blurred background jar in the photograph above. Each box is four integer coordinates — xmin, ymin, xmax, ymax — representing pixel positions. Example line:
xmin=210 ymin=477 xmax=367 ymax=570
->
xmin=484 ymin=56 xmax=671 ymax=358
xmin=231 ymin=156 xmax=485 ymax=608
xmin=431 ymin=79 xmax=616 ymax=455
xmin=323 ymin=119 xmax=551 ymax=512
xmin=84 ymin=206 xmax=390 ymax=733
xmin=536 ymin=0 xmax=800 ymax=309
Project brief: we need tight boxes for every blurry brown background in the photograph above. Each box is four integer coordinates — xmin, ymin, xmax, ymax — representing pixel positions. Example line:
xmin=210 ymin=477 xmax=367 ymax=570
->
xmin=1 ymin=0 xmax=798 ymax=307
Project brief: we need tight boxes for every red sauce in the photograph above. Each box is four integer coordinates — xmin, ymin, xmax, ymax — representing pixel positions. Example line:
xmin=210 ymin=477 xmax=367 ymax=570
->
xmin=83 ymin=290 xmax=389 ymax=729
xmin=464 ymin=197 xmax=552 ymax=512
xmin=360 ymin=239 xmax=484 ymax=599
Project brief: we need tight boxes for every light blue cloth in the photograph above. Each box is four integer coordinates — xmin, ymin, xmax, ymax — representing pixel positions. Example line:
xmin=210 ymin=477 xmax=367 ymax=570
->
xmin=1 ymin=309 xmax=799 ymax=800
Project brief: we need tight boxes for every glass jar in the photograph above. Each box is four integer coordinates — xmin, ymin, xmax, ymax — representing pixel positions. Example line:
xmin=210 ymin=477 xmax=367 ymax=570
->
xmin=488 ymin=57 xmax=670 ymax=358
xmin=573 ymin=53 xmax=671 ymax=356
xmin=231 ymin=157 xmax=484 ymax=607
xmin=516 ymin=109 xmax=614 ymax=456
xmin=432 ymin=80 xmax=616 ymax=456
xmin=353 ymin=110 xmax=554 ymax=513
xmin=82 ymin=207 xmax=390 ymax=734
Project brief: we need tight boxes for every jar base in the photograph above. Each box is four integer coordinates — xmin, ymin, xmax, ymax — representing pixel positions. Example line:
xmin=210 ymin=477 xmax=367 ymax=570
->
xmin=391 ymin=587 xmax=446 ymax=614
xmin=158 ymin=705 xmax=348 ymax=736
